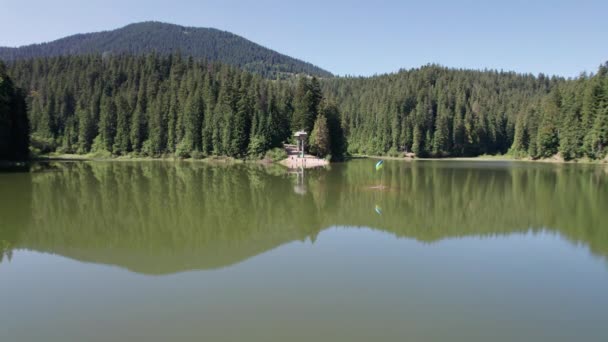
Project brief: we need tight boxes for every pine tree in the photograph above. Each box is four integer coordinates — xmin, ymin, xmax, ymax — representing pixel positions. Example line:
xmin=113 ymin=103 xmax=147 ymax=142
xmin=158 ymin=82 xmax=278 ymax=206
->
xmin=590 ymin=104 xmax=608 ymax=158
xmin=130 ymin=82 xmax=148 ymax=152
xmin=412 ymin=125 xmax=423 ymax=156
xmin=166 ymin=92 xmax=178 ymax=153
xmin=183 ymin=87 xmax=203 ymax=152
xmin=310 ymin=114 xmax=330 ymax=157
xmin=558 ymin=90 xmax=582 ymax=160
xmin=201 ymin=72 xmax=216 ymax=155
xmin=292 ymin=77 xmax=310 ymax=132
xmin=510 ymin=112 xmax=528 ymax=154
xmin=581 ymin=79 xmax=602 ymax=156
xmin=232 ymin=74 xmax=252 ymax=157
xmin=148 ymin=91 xmax=168 ymax=155
xmin=433 ymin=109 xmax=450 ymax=157
xmin=98 ymin=93 xmax=117 ymax=151
xmin=319 ymin=99 xmax=346 ymax=160
xmin=0 ymin=65 xmax=29 ymax=160
xmin=536 ymin=91 xmax=560 ymax=158
xmin=113 ymin=95 xmax=131 ymax=155
xmin=76 ymin=102 xmax=94 ymax=153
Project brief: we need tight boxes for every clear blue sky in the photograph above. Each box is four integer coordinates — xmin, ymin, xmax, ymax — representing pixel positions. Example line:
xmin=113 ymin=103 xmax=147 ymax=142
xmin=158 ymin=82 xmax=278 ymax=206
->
xmin=2 ymin=0 xmax=607 ymax=77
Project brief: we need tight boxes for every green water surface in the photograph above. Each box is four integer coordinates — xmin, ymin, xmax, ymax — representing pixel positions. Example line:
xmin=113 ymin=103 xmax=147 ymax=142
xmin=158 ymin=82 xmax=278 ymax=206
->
xmin=1 ymin=159 xmax=607 ymax=341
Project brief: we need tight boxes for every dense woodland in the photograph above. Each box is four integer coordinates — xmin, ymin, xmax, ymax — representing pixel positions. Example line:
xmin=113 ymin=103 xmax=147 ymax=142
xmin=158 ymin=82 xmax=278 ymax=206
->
xmin=324 ymin=63 xmax=608 ymax=159
xmin=0 ymin=22 xmax=332 ymax=78
xmin=2 ymin=52 xmax=608 ymax=161
xmin=0 ymin=64 xmax=29 ymax=160
xmin=6 ymin=54 xmax=344 ymax=160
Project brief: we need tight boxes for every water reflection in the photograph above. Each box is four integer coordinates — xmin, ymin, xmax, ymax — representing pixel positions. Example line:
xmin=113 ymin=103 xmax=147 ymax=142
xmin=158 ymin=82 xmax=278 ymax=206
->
xmin=0 ymin=160 xmax=607 ymax=274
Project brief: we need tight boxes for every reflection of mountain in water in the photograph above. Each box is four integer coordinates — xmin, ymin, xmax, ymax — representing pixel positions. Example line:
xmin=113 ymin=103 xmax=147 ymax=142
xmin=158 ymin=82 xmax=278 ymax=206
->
xmin=1 ymin=160 xmax=607 ymax=274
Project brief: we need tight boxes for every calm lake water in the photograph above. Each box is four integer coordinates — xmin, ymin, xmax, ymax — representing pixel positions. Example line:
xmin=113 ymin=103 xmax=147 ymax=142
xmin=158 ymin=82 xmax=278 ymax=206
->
xmin=1 ymin=159 xmax=607 ymax=342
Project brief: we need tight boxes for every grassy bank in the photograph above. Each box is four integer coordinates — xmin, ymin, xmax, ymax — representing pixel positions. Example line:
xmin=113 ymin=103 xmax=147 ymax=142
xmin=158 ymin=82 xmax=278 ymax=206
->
xmin=351 ymin=153 xmax=608 ymax=164
xmin=34 ymin=153 xmax=245 ymax=164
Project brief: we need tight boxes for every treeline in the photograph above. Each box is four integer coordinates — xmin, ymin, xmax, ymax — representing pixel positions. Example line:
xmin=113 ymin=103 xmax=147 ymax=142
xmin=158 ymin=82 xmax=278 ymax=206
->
xmin=0 ymin=63 xmax=29 ymax=160
xmin=323 ymin=65 xmax=558 ymax=157
xmin=18 ymin=54 xmax=293 ymax=158
xmin=8 ymin=54 xmax=345 ymax=160
xmin=510 ymin=65 xmax=608 ymax=160
xmin=324 ymin=63 xmax=608 ymax=160
xmin=6 ymin=54 xmax=608 ymax=161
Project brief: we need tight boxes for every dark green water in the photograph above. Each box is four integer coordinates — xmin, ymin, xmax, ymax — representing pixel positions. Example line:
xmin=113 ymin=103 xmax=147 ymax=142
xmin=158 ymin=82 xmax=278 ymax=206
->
xmin=1 ymin=160 xmax=607 ymax=342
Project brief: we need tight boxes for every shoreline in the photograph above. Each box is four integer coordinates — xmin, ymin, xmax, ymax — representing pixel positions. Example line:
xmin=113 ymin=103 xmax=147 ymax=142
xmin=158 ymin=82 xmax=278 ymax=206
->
xmin=351 ymin=154 xmax=608 ymax=165
xmin=31 ymin=154 xmax=246 ymax=164
xmin=6 ymin=153 xmax=607 ymax=166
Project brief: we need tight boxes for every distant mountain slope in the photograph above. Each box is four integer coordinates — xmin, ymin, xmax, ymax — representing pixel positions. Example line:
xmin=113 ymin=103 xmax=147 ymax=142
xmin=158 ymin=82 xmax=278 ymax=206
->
xmin=0 ymin=21 xmax=332 ymax=78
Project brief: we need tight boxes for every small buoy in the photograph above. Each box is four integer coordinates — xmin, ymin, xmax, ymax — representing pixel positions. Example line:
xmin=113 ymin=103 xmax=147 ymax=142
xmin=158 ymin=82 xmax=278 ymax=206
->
xmin=375 ymin=205 xmax=383 ymax=215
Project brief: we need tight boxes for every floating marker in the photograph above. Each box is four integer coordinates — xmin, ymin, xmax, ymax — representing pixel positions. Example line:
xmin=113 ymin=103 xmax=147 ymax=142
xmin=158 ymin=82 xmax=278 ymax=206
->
xmin=375 ymin=160 xmax=384 ymax=171
xmin=375 ymin=205 xmax=383 ymax=215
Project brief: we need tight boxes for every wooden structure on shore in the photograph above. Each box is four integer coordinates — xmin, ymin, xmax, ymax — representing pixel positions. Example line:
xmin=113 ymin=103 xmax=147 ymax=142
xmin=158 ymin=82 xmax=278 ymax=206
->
xmin=294 ymin=131 xmax=307 ymax=158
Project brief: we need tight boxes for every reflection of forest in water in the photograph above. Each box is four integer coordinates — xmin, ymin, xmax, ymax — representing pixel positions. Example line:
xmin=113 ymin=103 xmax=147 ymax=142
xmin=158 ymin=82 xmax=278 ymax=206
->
xmin=1 ymin=160 xmax=607 ymax=274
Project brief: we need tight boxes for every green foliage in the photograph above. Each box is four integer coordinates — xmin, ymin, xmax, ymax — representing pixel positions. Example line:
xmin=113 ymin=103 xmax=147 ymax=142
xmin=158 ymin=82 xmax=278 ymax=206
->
xmin=0 ymin=64 xmax=29 ymax=160
xmin=264 ymin=147 xmax=287 ymax=162
xmin=320 ymin=100 xmax=347 ymax=161
xmin=6 ymin=55 xmax=608 ymax=161
xmin=190 ymin=150 xmax=204 ymax=160
xmin=535 ymin=92 xmax=560 ymax=158
xmin=558 ymin=91 xmax=583 ymax=160
xmin=29 ymin=133 xmax=55 ymax=155
xmin=292 ymin=77 xmax=322 ymax=134
xmin=310 ymin=114 xmax=330 ymax=157
xmin=8 ymin=55 xmax=297 ymax=159
xmin=432 ymin=111 xmax=450 ymax=157
xmin=322 ymin=63 xmax=608 ymax=160
xmin=387 ymin=147 xmax=400 ymax=157
xmin=175 ymin=140 xmax=191 ymax=159
xmin=590 ymin=106 xmax=608 ymax=158
xmin=90 ymin=135 xmax=112 ymax=157
xmin=247 ymin=135 xmax=268 ymax=159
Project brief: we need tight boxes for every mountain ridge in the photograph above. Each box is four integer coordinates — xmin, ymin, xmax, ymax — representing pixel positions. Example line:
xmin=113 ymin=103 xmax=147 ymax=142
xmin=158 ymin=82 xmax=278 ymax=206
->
xmin=0 ymin=21 xmax=332 ymax=78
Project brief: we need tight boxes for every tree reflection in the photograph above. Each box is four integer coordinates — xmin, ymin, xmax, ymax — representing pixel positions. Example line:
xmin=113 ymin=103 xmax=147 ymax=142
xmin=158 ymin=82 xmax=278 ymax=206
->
xmin=0 ymin=160 xmax=606 ymax=273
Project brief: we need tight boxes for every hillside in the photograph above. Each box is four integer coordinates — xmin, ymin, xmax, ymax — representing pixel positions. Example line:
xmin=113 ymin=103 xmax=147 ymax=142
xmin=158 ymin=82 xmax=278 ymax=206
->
xmin=0 ymin=21 xmax=332 ymax=78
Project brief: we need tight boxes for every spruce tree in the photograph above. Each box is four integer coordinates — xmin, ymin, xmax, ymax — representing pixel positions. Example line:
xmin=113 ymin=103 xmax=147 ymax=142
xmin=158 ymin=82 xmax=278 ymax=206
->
xmin=558 ymin=90 xmax=582 ymax=160
xmin=510 ymin=113 xmax=528 ymax=154
xmin=0 ymin=64 xmax=29 ymax=160
xmin=98 ymin=93 xmax=117 ymax=151
xmin=310 ymin=114 xmax=330 ymax=157
xmin=113 ymin=95 xmax=131 ymax=154
xmin=130 ymin=82 xmax=148 ymax=152
xmin=319 ymin=99 xmax=346 ymax=160
xmin=536 ymin=91 xmax=560 ymax=158
xmin=433 ymin=110 xmax=450 ymax=157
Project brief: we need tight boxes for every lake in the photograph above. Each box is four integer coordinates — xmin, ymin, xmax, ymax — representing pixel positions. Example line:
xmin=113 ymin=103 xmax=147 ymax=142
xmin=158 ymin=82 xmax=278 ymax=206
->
xmin=1 ymin=159 xmax=607 ymax=342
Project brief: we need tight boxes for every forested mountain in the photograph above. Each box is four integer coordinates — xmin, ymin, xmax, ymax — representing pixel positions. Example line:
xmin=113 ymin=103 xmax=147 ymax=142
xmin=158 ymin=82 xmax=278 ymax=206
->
xmin=0 ymin=63 xmax=29 ymax=160
xmin=0 ymin=22 xmax=332 ymax=78
xmin=5 ymin=53 xmax=608 ymax=161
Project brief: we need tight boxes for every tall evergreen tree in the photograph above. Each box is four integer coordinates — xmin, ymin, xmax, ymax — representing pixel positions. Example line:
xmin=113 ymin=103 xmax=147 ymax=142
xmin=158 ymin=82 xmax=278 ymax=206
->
xmin=310 ymin=114 xmax=330 ymax=157
xmin=130 ymin=81 xmax=148 ymax=152
xmin=0 ymin=64 xmax=29 ymax=160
